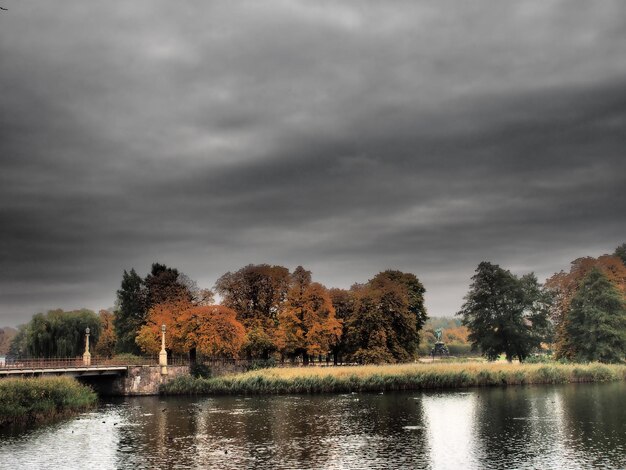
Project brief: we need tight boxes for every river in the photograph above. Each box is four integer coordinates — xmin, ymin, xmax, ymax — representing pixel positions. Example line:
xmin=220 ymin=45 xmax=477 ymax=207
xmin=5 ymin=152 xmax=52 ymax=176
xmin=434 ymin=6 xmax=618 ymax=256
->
xmin=1 ymin=381 xmax=625 ymax=469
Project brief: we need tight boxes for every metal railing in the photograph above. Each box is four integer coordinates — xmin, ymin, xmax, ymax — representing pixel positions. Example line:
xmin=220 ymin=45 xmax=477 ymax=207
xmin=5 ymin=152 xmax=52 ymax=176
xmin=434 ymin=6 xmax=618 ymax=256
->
xmin=0 ymin=355 xmax=352 ymax=371
xmin=0 ymin=354 xmax=195 ymax=369
xmin=0 ymin=357 xmax=86 ymax=369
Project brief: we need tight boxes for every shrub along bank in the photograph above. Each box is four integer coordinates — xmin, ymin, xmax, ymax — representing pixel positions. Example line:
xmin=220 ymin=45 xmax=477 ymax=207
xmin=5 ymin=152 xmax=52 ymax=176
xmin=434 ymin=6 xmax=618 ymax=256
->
xmin=161 ymin=362 xmax=626 ymax=396
xmin=0 ymin=377 xmax=97 ymax=427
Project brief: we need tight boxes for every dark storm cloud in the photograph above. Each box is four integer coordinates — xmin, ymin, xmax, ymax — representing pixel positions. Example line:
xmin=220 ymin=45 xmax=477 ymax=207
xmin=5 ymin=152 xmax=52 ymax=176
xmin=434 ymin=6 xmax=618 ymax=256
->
xmin=1 ymin=0 xmax=625 ymax=326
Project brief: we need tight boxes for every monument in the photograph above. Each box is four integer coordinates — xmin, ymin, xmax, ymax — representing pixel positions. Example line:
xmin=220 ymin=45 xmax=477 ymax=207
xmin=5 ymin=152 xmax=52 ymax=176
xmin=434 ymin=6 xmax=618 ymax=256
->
xmin=430 ymin=328 xmax=449 ymax=360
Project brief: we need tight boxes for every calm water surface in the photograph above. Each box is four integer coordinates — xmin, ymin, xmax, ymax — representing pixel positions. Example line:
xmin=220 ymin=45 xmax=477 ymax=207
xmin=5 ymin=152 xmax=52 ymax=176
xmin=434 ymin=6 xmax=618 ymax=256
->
xmin=1 ymin=382 xmax=625 ymax=469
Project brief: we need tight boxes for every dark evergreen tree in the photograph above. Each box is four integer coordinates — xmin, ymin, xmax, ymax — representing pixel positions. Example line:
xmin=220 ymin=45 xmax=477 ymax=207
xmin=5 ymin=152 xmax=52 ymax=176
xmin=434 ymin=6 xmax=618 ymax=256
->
xmin=566 ymin=268 xmax=626 ymax=363
xmin=144 ymin=263 xmax=191 ymax=309
xmin=615 ymin=243 xmax=626 ymax=267
xmin=113 ymin=268 xmax=146 ymax=354
xmin=457 ymin=262 xmax=551 ymax=362
xmin=114 ymin=263 xmax=192 ymax=354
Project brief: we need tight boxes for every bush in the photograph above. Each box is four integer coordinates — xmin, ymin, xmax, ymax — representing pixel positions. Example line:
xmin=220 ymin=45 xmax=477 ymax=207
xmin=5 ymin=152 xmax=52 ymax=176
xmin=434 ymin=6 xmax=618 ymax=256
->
xmin=245 ymin=358 xmax=277 ymax=371
xmin=0 ymin=377 xmax=97 ymax=427
xmin=524 ymin=354 xmax=554 ymax=364
xmin=447 ymin=343 xmax=473 ymax=356
xmin=190 ymin=363 xmax=212 ymax=378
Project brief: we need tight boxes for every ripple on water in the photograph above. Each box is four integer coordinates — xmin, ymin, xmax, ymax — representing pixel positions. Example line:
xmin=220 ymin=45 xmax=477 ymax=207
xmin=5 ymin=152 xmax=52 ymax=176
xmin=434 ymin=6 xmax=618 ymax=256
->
xmin=0 ymin=384 xmax=625 ymax=469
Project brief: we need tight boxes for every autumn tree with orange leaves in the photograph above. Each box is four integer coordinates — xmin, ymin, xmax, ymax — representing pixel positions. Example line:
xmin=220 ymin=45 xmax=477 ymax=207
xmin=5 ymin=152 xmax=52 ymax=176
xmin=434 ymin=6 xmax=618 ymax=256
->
xmin=95 ymin=310 xmax=117 ymax=358
xmin=136 ymin=300 xmax=245 ymax=360
xmin=545 ymin=253 xmax=626 ymax=359
xmin=276 ymin=266 xmax=342 ymax=364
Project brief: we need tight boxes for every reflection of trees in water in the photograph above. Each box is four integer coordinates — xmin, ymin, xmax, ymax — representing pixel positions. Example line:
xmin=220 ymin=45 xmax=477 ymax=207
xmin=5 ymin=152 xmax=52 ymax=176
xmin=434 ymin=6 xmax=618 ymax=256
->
xmin=5 ymin=385 xmax=626 ymax=469
xmin=559 ymin=382 xmax=626 ymax=467
xmin=330 ymin=393 xmax=429 ymax=468
xmin=471 ymin=383 xmax=626 ymax=469
xmin=113 ymin=397 xmax=200 ymax=469
xmin=107 ymin=385 xmax=626 ymax=469
xmin=191 ymin=393 xmax=429 ymax=468
xmin=472 ymin=387 xmax=556 ymax=467
xmin=113 ymin=393 xmax=429 ymax=468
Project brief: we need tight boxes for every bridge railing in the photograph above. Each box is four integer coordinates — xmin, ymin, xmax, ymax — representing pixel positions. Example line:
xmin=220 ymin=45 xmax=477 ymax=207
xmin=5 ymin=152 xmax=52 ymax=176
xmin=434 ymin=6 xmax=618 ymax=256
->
xmin=94 ymin=355 xmax=191 ymax=366
xmin=0 ymin=355 xmax=350 ymax=370
xmin=0 ymin=355 xmax=191 ymax=369
xmin=0 ymin=357 xmax=86 ymax=369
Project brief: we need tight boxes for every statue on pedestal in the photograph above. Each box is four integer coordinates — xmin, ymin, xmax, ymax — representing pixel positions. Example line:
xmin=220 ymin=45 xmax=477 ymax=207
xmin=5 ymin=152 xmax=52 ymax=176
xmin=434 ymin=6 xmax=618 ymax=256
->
xmin=430 ymin=328 xmax=449 ymax=360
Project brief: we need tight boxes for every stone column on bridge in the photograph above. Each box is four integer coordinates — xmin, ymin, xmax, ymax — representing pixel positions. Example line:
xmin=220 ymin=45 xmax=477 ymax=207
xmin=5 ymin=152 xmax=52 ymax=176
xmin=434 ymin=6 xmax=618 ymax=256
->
xmin=83 ymin=327 xmax=91 ymax=366
xmin=159 ymin=324 xmax=168 ymax=375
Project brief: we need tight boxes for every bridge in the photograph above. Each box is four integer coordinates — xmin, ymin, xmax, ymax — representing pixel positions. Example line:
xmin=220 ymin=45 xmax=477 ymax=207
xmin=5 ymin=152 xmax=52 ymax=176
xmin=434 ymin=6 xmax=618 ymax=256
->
xmin=0 ymin=324 xmax=193 ymax=394
xmin=0 ymin=364 xmax=128 ymax=378
xmin=0 ymin=356 xmax=190 ymax=395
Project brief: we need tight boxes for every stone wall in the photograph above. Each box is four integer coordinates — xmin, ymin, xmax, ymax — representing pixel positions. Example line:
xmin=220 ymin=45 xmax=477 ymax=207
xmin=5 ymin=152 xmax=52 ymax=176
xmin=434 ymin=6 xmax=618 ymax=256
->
xmin=111 ymin=365 xmax=189 ymax=396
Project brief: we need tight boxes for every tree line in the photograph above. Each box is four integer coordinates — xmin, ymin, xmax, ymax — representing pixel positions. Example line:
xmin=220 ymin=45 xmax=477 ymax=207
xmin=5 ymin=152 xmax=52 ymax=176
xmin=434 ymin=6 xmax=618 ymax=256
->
xmin=5 ymin=243 xmax=625 ymax=364
xmin=7 ymin=263 xmax=427 ymax=364
xmin=457 ymin=243 xmax=626 ymax=363
xmin=124 ymin=263 xmax=428 ymax=365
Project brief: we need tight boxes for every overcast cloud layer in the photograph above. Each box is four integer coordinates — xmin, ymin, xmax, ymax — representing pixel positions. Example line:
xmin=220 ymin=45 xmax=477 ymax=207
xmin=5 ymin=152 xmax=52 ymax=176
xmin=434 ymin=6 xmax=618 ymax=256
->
xmin=1 ymin=1 xmax=625 ymax=327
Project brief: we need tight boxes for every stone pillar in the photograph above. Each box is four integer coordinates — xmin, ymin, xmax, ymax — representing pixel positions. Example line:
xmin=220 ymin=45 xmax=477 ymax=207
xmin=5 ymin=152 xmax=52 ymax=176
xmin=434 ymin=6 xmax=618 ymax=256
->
xmin=159 ymin=324 xmax=168 ymax=375
xmin=83 ymin=327 xmax=91 ymax=366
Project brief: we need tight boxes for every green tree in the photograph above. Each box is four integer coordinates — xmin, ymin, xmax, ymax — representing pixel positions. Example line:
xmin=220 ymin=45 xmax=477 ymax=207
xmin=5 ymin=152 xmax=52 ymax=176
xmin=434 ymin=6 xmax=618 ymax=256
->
xmin=114 ymin=263 xmax=193 ymax=355
xmin=346 ymin=271 xmax=426 ymax=364
xmin=566 ymin=268 xmax=626 ymax=363
xmin=615 ymin=243 xmax=626 ymax=267
xmin=113 ymin=268 xmax=146 ymax=354
xmin=371 ymin=270 xmax=428 ymax=344
xmin=545 ymin=254 xmax=626 ymax=359
xmin=9 ymin=309 xmax=100 ymax=358
xmin=8 ymin=325 xmax=28 ymax=357
xmin=457 ymin=262 xmax=551 ymax=362
xmin=328 ymin=287 xmax=357 ymax=364
xmin=144 ymin=263 xmax=191 ymax=309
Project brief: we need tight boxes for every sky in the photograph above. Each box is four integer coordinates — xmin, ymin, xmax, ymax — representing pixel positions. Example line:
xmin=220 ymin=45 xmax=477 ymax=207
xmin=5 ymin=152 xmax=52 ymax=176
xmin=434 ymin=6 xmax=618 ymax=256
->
xmin=1 ymin=1 xmax=625 ymax=327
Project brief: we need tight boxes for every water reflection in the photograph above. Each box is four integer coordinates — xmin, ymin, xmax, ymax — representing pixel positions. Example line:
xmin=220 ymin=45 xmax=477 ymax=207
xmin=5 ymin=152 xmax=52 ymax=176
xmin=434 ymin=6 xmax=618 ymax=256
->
xmin=559 ymin=382 xmax=626 ymax=467
xmin=0 ymin=382 xmax=625 ymax=469
xmin=422 ymin=392 xmax=479 ymax=469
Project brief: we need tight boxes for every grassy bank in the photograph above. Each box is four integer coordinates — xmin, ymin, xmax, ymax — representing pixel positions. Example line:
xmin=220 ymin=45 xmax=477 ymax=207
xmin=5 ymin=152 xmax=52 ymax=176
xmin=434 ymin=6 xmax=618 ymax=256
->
xmin=161 ymin=362 xmax=626 ymax=396
xmin=0 ymin=377 xmax=97 ymax=427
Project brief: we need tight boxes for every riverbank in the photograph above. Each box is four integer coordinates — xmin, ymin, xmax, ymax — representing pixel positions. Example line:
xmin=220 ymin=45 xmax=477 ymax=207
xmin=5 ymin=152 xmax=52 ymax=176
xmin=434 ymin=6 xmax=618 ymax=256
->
xmin=160 ymin=362 xmax=626 ymax=395
xmin=0 ymin=377 xmax=97 ymax=427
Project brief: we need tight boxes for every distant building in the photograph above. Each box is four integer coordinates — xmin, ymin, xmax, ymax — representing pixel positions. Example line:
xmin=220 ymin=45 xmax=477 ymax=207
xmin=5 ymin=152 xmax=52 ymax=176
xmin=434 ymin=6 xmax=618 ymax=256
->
xmin=0 ymin=356 xmax=5 ymax=367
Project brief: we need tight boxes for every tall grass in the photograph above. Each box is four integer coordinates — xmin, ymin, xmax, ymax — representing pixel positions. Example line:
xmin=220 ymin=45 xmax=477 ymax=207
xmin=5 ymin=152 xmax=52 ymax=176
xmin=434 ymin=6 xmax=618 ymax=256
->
xmin=161 ymin=362 xmax=626 ymax=396
xmin=0 ymin=377 xmax=97 ymax=427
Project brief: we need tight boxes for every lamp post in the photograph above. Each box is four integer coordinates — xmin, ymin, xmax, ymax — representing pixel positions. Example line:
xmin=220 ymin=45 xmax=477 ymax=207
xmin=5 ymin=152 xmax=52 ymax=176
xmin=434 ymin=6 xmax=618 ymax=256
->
xmin=159 ymin=324 xmax=168 ymax=375
xmin=83 ymin=327 xmax=91 ymax=366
